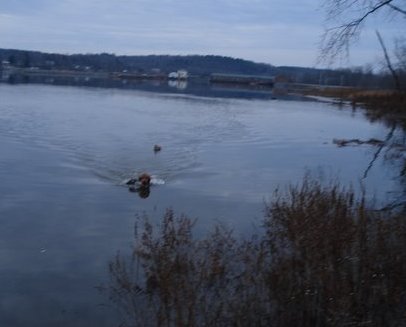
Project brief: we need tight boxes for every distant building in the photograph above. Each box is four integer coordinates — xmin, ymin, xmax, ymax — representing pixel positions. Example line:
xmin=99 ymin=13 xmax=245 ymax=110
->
xmin=274 ymin=74 xmax=290 ymax=84
xmin=177 ymin=70 xmax=188 ymax=80
xmin=273 ymin=75 xmax=290 ymax=90
xmin=168 ymin=70 xmax=188 ymax=80
xmin=210 ymin=73 xmax=274 ymax=86
xmin=168 ymin=72 xmax=178 ymax=79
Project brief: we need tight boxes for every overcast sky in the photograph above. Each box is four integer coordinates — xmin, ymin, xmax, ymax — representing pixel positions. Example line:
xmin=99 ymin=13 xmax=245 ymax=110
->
xmin=0 ymin=0 xmax=403 ymax=67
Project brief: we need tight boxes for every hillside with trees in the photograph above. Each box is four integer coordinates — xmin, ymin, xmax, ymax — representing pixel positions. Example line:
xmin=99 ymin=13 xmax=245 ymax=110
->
xmin=0 ymin=48 xmax=403 ymax=88
xmin=0 ymin=48 xmax=277 ymax=76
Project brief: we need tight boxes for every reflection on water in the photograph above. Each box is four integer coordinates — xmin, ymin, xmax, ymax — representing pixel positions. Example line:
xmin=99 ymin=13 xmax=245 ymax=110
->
xmin=2 ymin=72 xmax=303 ymax=101
xmin=0 ymin=82 xmax=401 ymax=326
xmin=168 ymin=79 xmax=188 ymax=90
xmin=129 ymin=185 xmax=151 ymax=198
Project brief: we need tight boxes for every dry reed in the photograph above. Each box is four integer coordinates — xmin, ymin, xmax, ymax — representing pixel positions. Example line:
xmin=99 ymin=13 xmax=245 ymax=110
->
xmin=103 ymin=178 xmax=406 ymax=327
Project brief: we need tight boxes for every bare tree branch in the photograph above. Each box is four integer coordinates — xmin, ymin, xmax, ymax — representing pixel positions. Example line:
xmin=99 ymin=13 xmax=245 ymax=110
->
xmin=388 ymin=3 xmax=406 ymax=15
xmin=376 ymin=30 xmax=402 ymax=90
xmin=394 ymin=38 xmax=406 ymax=70
xmin=319 ymin=0 xmax=405 ymax=64
xmin=354 ymin=0 xmax=395 ymax=25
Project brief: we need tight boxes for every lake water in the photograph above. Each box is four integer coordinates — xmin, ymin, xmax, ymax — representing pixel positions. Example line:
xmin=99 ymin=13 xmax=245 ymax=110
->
xmin=0 ymin=82 xmax=399 ymax=326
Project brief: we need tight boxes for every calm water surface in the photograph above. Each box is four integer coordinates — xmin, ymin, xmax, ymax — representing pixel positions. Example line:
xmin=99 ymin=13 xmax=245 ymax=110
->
xmin=0 ymin=83 xmax=398 ymax=326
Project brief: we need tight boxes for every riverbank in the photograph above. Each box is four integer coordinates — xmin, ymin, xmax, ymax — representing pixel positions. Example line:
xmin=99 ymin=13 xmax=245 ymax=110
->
xmin=294 ymin=85 xmax=406 ymax=125
xmin=297 ymin=85 xmax=406 ymax=111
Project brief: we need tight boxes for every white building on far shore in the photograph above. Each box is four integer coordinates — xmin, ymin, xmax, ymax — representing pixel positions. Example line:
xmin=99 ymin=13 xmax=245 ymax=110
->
xmin=168 ymin=69 xmax=188 ymax=80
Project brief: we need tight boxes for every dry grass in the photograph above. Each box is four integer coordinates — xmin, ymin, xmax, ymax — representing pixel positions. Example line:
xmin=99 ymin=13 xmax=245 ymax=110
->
xmin=103 ymin=179 xmax=406 ymax=327
xmin=302 ymin=86 xmax=359 ymax=99
xmin=265 ymin=179 xmax=406 ymax=326
xmin=351 ymin=91 xmax=406 ymax=115
xmin=301 ymin=86 xmax=406 ymax=129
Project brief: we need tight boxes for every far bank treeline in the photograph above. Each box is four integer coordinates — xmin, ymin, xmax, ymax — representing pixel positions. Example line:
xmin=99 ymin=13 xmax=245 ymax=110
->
xmin=0 ymin=48 xmax=401 ymax=88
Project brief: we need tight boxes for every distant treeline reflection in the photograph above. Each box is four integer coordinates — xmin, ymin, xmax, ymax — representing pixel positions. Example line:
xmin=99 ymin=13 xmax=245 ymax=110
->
xmin=1 ymin=73 xmax=290 ymax=100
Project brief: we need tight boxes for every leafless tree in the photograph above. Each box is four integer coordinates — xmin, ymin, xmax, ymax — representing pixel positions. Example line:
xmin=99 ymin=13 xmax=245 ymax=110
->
xmin=319 ymin=0 xmax=406 ymax=64
xmin=395 ymin=38 xmax=406 ymax=65
xmin=394 ymin=38 xmax=406 ymax=86
xmin=376 ymin=30 xmax=402 ymax=89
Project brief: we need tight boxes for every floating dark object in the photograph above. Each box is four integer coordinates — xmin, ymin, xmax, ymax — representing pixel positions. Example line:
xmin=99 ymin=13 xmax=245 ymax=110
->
xmin=333 ymin=138 xmax=385 ymax=147
xmin=138 ymin=172 xmax=151 ymax=187
xmin=125 ymin=173 xmax=151 ymax=187
xmin=126 ymin=173 xmax=152 ymax=198
xmin=153 ymin=144 xmax=162 ymax=152
xmin=126 ymin=178 xmax=137 ymax=185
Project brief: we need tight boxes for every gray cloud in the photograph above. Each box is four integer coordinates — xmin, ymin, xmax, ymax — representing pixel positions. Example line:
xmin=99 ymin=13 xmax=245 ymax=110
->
xmin=0 ymin=0 xmax=398 ymax=66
